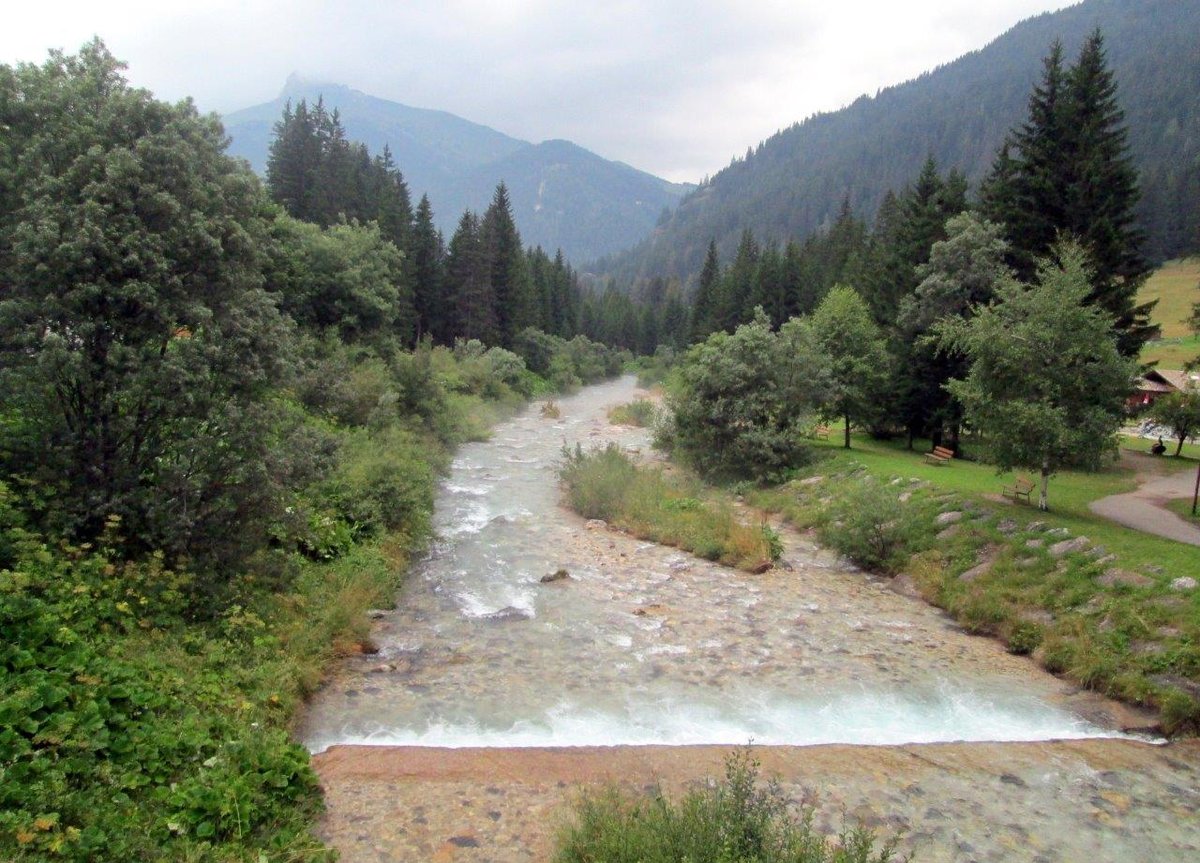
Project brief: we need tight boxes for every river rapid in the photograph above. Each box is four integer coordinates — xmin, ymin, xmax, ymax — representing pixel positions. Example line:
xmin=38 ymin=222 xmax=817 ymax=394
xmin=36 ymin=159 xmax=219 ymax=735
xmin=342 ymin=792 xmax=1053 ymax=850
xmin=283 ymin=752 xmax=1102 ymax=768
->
xmin=302 ymin=376 xmax=1200 ymax=862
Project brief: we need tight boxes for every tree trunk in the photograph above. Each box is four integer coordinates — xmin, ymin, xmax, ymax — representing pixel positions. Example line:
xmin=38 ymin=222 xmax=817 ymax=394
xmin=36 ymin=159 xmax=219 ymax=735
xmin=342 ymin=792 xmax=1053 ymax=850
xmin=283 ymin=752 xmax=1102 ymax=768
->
xmin=1039 ymin=460 xmax=1050 ymax=511
xmin=1176 ymin=436 xmax=1186 ymax=457
xmin=844 ymin=413 xmax=851 ymax=449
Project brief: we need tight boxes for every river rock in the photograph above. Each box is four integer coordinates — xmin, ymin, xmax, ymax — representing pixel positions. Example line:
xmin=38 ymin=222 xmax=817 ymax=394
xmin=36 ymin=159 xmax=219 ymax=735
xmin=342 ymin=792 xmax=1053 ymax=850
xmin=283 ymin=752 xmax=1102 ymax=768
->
xmin=367 ymin=609 xmax=389 ymax=619
xmin=1049 ymin=536 xmax=1090 ymax=557
xmin=935 ymin=511 xmax=963 ymax=526
xmin=540 ymin=568 xmax=571 ymax=583
xmin=1097 ymin=569 xmax=1155 ymax=589
xmin=936 ymin=525 xmax=960 ymax=540
xmin=1025 ymin=539 xmax=1044 ymax=549
xmin=747 ymin=560 xmax=773 ymax=574
xmin=585 ymin=519 xmax=607 ymax=530
xmin=958 ymin=561 xmax=993 ymax=583
xmin=1170 ymin=576 xmax=1197 ymax=592
xmin=479 ymin=606 xmax=532 ymax=623
xmin=889 ymin=572 xmax=924 ymax=599
xmin=996 ymin=518 xmax=1019 ymax=535
xmin=1027 ymin=520 xmax=1049 ymax=532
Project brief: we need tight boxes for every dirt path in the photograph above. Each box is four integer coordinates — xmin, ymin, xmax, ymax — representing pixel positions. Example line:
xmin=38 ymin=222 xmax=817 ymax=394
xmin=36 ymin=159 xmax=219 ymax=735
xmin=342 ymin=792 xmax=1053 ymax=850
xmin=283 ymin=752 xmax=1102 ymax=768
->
xmin=313 ymin=740 xmax=1200 ymax=863
xmin=1089 ymin=452 xmax=1200 ymax=546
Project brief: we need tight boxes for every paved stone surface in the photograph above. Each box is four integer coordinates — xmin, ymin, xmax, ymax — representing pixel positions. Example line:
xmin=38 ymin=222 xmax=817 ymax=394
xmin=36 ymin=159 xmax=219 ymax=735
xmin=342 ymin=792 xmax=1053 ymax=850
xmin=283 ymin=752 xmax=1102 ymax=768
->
xmin=1089 ymin=463 xmax=1200 ymax=547
xmin=313 ymin=740 xmax=1200 ymax=863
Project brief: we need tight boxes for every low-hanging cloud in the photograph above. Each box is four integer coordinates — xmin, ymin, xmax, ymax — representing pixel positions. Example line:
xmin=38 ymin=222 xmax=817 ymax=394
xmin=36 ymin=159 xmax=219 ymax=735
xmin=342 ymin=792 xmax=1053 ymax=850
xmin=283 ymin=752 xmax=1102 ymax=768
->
xmin=3 ymin=0 xmax=1073 ymax=183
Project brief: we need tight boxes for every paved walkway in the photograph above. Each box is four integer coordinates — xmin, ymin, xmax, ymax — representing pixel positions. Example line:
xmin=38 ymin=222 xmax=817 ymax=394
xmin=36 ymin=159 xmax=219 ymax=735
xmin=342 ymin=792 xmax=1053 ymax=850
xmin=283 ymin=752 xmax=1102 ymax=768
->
xmin=1089 ymin=461 xmax=1200 ymax=546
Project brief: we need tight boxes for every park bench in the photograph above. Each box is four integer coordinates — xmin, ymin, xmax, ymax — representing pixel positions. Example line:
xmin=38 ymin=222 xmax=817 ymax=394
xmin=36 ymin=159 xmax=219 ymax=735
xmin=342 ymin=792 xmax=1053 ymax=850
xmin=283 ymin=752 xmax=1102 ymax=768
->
xmin=924 ymin=445 xmax=955 ymax=465
xmin=1002 ymin=476 xmax=1035 ymax=504
xmin=809 ymin=425 xmax=830 ymax=440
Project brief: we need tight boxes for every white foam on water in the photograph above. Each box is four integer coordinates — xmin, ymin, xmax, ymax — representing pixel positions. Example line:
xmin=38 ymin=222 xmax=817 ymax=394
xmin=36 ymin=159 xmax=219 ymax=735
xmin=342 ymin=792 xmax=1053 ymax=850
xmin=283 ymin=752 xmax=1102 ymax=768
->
xmin=440 ymin=501 xmax=491 ymax=537
xmin=306 ymin=686 xmax=1144 ymax=753
xmin=445 ymin=482 xmax=491 ymax=497
xmin=455 ymin=586 xmax=537 ymax=619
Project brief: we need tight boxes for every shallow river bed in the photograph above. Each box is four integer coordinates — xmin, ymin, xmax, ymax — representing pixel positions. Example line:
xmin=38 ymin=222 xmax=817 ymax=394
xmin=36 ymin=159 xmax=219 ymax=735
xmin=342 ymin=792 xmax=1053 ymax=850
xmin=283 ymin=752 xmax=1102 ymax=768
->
xmin=302 ymin=376 xmax=1199 ymax=861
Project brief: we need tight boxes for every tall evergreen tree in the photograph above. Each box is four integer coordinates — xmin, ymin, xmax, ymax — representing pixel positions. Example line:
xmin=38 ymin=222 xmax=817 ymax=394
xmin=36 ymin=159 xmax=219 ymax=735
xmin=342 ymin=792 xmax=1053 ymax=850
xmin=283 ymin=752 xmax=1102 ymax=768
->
xmin=446 ymin=211 xmax=499 ymax=344
xmin=480 ymin=182 xmax=532 ymax=347
xmin=982 ymin=32 xmax=1154 ymax=355
xmin=689 ymin=240 xmax=722 ymax=342
xmin=410 ymin=194 xmax=447 ymax=342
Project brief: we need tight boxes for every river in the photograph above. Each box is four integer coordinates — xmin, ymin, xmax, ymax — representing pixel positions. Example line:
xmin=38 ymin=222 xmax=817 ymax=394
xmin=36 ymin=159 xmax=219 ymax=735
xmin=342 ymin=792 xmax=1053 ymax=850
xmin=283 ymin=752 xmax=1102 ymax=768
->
xmin=301 ymin=376 xmax=1200 ymax=862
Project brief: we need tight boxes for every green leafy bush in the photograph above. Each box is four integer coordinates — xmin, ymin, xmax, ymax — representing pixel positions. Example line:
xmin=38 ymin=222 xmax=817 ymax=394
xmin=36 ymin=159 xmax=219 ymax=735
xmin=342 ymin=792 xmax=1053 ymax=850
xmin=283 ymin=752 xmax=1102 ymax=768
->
xmin=554 ymin=749 xmax=900 ymax=863
xmin=665 ymin=313 xmax=827 ymax=482
xmin=818 ymin=479 xmax=923 ymax=574
xmin=608 ymin=399 xmax=659 ymax=427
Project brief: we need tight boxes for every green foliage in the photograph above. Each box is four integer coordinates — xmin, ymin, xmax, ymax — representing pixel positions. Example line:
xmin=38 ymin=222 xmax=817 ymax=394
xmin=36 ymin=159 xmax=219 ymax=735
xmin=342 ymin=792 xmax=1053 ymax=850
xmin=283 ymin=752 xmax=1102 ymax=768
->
xmin=265 ymin=214 xmax=415 ymax=346
xmin=607 ymin=399 xmax=659 ymax=427
xmin=0 ymin=41 xmax=292 ymax=569
xmin=938 ymin=242 xmax=1136 ymax=509
xmin=560 ymin=445 xmax=781 ymax=571
xmin=666 ymin=312 xmax=828 ymax=481
xmin=818 ymin=479 xmax=924 ymax=574
xmin=810 ymin=287 xmax=890 ymax=447
xmin=1149 ymin=390 xmax=1200 ymax=456
xmin=554 ymin=749 xmax=900 ymax=863
xmin=0 ymin=529 xmax=330 ymax=861
xmin=982 ymin=31 xmax=1155 ymax=355
xmin=755 ymin=438 xmax=1200 ymax=735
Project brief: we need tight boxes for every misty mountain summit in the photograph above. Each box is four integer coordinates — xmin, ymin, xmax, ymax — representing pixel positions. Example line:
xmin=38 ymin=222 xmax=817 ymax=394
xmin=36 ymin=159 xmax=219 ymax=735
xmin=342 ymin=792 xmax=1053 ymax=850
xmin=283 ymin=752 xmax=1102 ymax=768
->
xmin=223 ymin=79 xmax=692 ymax=262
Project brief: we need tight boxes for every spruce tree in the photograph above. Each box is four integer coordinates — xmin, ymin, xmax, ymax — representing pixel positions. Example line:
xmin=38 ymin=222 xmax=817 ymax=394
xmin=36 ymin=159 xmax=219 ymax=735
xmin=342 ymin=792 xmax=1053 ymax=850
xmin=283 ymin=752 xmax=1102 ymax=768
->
xmin=982 ymin=32 xmax=1154 ymax=356
xmin=689 ymin=240 xmax=722 ymax=342
xmin=411 ymin=195 xmax=448 ymax=342
xmin=480 ymin=182 xmax=532 ymax=347
xmin=446 ymin=210 xmax=499 ymax=344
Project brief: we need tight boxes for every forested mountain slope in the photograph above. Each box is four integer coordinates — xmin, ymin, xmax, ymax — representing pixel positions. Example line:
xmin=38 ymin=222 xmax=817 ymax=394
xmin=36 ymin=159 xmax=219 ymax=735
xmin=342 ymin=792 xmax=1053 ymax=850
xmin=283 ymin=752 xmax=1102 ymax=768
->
xmin=597 ymin=0 xmax=1199 ymax=283
xmin=224 ymin=77 xmax=692 ymax=262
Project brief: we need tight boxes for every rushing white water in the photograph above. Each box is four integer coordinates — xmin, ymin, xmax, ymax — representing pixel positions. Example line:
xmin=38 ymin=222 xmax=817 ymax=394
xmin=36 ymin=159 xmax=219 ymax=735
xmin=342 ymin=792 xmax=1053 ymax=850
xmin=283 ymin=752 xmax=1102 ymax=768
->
xmin=300 ymin=376 xmax=1134 ymax=753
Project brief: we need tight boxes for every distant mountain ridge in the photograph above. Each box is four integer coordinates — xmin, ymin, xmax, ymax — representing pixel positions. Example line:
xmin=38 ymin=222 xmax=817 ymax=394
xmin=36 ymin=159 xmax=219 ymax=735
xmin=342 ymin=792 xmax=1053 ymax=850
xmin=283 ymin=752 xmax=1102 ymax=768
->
xmin=596 ymin=0 xmax=1200 ymax=284
xmin=222 ymin=76 xmax=692 ymax=263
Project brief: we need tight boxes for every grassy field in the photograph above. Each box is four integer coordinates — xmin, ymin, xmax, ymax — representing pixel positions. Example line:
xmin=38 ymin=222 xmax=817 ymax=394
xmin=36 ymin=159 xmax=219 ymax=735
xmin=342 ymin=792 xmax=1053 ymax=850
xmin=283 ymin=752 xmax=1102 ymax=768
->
xmin=1139 ymin=257 xmax=1198 ymax=367
xmin=794 ymin=432 xmax=1200 ymax=577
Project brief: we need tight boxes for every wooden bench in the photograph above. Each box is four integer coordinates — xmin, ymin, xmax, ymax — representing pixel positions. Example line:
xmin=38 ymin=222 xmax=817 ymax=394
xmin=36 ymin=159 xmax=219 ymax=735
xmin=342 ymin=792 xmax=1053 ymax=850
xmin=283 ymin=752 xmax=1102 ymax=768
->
xmin=1003 ymin=476 xmax=1035 ymax=504
xmin=809 ymin=425 xmax=830 ymax=440
xmin=924 ymin=445 xmax=954 ymax=465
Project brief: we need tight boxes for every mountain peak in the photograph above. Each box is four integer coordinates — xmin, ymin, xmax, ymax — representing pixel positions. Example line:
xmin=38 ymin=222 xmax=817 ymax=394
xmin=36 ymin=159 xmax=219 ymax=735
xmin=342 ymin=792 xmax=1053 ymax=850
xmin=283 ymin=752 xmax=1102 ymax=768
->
xmin=279 ymin=74 xmax=353 ymax=100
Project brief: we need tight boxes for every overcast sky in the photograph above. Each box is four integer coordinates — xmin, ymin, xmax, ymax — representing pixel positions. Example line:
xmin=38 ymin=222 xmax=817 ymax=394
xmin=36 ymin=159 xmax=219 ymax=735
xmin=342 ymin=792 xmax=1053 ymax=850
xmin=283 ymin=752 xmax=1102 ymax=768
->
xmin=4 ymin=1 xmax=1076 ymax=183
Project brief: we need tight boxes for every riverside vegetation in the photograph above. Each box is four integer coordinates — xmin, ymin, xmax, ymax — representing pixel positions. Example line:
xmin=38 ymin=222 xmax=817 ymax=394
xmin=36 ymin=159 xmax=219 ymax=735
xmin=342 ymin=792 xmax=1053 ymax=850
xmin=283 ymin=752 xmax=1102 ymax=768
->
xmin=555 ymin=749 xmax=900 ymax=863
xmin=0 ymin=43 xmax=629 ymax=861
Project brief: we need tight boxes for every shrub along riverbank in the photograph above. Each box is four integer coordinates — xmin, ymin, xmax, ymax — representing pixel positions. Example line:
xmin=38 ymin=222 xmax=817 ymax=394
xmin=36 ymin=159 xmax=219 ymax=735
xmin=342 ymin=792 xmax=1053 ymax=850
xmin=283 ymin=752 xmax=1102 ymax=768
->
xmin=560 ymin=444 xmax=782 ymax=572
xmin=0 ymin=340 xmax=625 ymax=862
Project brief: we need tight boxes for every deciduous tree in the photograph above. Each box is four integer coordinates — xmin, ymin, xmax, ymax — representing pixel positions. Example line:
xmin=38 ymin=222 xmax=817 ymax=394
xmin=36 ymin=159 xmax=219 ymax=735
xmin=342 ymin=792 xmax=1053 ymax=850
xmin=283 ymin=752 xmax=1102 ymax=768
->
xmin=937 ymin=241 xmax=1135 ymax=510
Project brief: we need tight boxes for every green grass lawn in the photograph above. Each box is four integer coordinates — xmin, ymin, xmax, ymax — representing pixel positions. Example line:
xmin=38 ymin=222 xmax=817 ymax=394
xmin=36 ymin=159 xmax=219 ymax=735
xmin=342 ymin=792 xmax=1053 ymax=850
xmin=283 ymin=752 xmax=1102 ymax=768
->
xmin=804 ymin=431 xmax=1200 ymax=577
xmin=1139 ymin=257 xmax=1198 ymax=367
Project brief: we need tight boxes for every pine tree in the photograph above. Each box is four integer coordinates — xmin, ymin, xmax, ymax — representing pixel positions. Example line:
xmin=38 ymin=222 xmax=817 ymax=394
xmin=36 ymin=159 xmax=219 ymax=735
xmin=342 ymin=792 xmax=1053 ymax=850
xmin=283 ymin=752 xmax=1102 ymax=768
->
xmin=1063 ymin=30 xmax=1154 ymax=354
xmin=411 ymin=195 xmax=448 ymax=342
xmin=689 ymin=240 xmax=721 ymax=342
xmin=446 ymin=210 xmax=498 ymax=344
xmin=982 ymin=33 xmax=1154 ymax=355
xmin=480 ymin=182 xmax=532 ymax=347
xmin=266 ymin=100 xmax=321 ymax=221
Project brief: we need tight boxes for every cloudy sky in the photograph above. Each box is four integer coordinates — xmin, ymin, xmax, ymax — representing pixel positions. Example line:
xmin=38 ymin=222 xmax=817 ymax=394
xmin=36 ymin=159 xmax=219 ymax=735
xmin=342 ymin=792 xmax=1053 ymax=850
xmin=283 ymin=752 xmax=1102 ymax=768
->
xmin=3 ymin=1 xmax=1075 ymax=182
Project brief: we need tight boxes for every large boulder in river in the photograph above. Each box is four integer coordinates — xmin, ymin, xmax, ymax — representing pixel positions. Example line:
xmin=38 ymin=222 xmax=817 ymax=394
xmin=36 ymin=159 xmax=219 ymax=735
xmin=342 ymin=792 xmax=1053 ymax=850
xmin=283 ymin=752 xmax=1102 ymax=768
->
xmin=540 ymin=568 xmax=571 ymax=584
